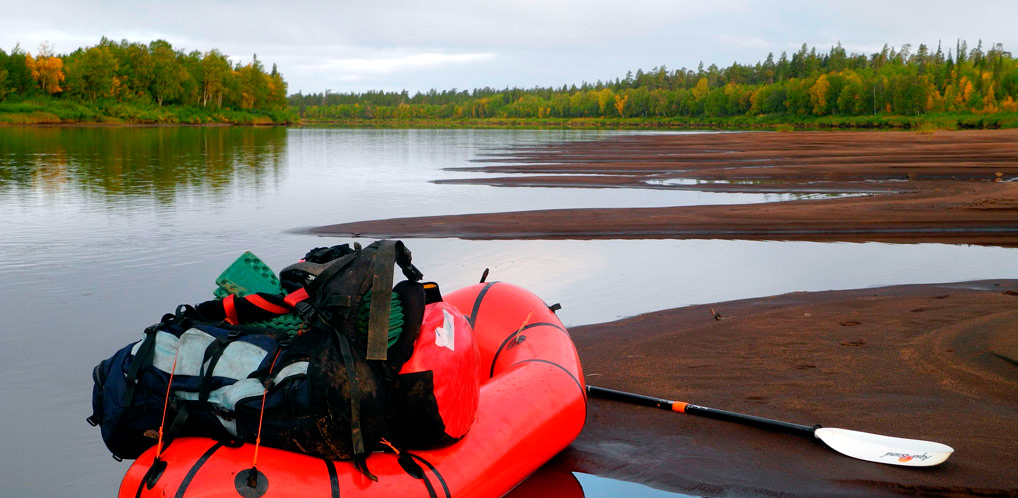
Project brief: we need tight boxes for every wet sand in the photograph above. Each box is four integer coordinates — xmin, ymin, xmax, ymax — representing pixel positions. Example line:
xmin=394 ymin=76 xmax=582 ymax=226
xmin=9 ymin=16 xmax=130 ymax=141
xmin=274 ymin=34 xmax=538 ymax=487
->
xmin=307 ymin=130 xmax=1017 ymax=495
xmin=311 ymin=129 xmax=1018 ymax=246
xmin=562 ymin=279 xmax=1018 ymax=497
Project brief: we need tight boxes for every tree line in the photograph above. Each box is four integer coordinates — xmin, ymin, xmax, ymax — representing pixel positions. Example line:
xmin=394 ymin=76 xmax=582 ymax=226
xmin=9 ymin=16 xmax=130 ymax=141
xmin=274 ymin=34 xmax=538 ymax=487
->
xmin=0 ymin=38 xmax=289 ymax=112
xmin=290 ymin=40 xmax=1016 ymax=122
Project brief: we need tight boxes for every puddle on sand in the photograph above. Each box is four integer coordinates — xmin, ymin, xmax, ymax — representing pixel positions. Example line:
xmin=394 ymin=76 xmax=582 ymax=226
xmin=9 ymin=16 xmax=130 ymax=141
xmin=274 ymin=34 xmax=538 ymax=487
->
xmin=505 ymin=466 xmax=697 ymax=497
xmin=573 ymin=473 xmax=698 ymax=497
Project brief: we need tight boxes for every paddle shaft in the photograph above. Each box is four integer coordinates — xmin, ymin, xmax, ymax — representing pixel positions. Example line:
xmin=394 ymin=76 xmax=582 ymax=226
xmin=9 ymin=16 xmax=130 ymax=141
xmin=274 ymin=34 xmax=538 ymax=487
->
xmin=586 ymin=385 xmax=818 ymax=439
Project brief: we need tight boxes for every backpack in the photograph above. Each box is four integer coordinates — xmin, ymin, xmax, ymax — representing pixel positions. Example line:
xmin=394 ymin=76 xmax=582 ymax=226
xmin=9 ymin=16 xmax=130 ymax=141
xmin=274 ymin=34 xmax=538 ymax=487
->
xmin=88 ymin=240 xmax=425 ymax=474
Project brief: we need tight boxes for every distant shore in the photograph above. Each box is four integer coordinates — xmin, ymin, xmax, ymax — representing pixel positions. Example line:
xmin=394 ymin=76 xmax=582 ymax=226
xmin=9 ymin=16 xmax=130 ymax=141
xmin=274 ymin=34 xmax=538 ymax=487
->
xmin=309 ymin=129 xmax=1018 ymax=247
xmin=3 ymin=112 xmax=1015 ymax=130
xmin=298 ymin=112 xmax=1016 ymax=130
xmin=0 ymin=99 xmax=297 ymax=126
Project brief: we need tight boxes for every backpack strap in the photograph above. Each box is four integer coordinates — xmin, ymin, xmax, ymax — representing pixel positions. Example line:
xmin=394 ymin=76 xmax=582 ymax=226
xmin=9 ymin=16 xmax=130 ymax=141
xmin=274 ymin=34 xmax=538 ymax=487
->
xmin=331 ymin=324 xmax=369 ymax=468
xmin=197 ymin=336 xmax=230 ymax=403
xmin=304 ymin=253 xmax=359 ymax=297
xmin=365 ymin=241 xmax=397 ymax=361
xmin=364 ymin=240 xmax=423 ymax=360
xmin=123 ymin=323 xmax=161 ymax=407
xmin=393 ymin=240 xmax=424 ymax=282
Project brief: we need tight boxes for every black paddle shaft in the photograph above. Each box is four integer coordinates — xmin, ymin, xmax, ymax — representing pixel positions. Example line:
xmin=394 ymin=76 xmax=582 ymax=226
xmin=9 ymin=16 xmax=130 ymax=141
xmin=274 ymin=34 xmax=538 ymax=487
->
xmin=586 ymin=385 xmax=818 ymax=439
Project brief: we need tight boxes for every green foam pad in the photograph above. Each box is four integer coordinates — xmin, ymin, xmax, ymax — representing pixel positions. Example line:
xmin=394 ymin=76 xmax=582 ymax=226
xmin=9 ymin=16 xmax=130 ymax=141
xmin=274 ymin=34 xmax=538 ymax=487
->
xmin=214 ymin=251 xmax=283 ymax=297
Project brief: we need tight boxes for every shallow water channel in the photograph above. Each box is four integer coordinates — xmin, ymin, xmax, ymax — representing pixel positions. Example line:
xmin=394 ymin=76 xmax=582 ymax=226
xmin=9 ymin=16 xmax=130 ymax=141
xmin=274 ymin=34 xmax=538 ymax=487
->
xmin=1 ymin=127 xmax=1014 ymax=497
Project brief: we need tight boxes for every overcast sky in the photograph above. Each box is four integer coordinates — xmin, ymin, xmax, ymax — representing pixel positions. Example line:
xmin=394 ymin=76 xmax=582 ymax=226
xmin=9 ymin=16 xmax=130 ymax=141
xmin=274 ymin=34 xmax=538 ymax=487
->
xmin=1 ymin=0 xmax=1015 ymax=95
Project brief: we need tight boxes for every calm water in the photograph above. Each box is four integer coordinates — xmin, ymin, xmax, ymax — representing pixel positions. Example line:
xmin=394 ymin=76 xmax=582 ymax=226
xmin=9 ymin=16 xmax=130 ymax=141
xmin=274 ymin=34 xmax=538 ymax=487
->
xmin=1 ymin=127 xmax=1015 ymax=497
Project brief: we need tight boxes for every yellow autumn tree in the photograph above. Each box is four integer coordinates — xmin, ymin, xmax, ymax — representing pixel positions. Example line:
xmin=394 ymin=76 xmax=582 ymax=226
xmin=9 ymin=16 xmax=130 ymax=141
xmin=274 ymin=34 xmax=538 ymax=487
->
xmin=613 ymin=93 xmax=629 ymax=117
xmin=955 ymin=76 xmax=973 ymax=111
xmin=26 ymin=51 xmax=65 ymax=94
xmin=981 ymin=83 xmax=997 ymax=113
xmin=596 ymin=88 xmax=613 ymax=116
xmin=749 ymin=86 xmax=767 ymax=114
xmin=980 ymin=73 xmax=997 ymax=113
xmin=809 ymin=74 xmax=830 ymax=115
xmin=925 ymin=88 xmax=944 ymax=113
xmin=941 ymin=83 xmax=958 ymax=112
xmin=691 ymin=77 xmax=709 ymax=100
xmin=999 ymin=96 xmax=1018 ymax=113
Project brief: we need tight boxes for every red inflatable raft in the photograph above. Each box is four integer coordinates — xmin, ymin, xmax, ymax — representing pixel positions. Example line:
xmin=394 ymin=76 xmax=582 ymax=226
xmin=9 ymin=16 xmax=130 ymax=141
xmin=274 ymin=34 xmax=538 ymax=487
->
xmin=119 ymin=282 xmax=586 ymax=498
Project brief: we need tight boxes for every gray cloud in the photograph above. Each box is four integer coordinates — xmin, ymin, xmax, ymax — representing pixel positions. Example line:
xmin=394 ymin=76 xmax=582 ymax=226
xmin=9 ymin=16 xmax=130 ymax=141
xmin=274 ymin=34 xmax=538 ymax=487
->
xmin=1 ymin=0 xmax=1014 ymax=94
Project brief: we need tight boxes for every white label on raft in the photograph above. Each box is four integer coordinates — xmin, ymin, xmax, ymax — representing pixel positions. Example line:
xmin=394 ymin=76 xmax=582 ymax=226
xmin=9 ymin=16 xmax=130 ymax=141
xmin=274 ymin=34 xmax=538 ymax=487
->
xmin=434 ymin=309 xmax=456 ymax=351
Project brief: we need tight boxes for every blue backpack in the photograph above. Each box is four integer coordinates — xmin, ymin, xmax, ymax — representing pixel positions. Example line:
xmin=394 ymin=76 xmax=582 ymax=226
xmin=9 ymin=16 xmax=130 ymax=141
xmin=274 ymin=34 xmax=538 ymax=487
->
xmin=88 ymin=241 xmax=426 ymax=474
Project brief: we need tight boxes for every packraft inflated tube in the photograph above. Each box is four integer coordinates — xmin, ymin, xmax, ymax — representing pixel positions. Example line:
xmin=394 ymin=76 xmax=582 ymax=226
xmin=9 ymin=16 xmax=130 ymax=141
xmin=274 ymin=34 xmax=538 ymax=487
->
xmin=389 ymin=301 xmax=481 ymax=449
xmin=119 ymin=282 xmax=586 ymax=498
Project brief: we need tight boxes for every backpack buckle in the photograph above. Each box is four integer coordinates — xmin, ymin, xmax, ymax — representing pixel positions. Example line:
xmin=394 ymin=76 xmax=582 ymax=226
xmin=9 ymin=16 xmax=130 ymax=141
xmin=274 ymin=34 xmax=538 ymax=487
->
xmin=294 ymin=301 xmax=316 ymax=322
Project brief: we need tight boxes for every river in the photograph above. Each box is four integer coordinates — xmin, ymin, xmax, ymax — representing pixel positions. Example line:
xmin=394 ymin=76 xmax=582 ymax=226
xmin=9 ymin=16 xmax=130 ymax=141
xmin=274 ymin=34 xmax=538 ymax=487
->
xmin=1 ymin=126 xmax=1014 ymax=497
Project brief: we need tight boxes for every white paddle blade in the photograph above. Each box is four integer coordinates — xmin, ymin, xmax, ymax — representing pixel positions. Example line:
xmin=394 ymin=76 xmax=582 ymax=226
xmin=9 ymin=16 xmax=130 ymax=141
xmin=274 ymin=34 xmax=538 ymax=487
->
xmin=815 ymin=428 xmax=953 ymax=467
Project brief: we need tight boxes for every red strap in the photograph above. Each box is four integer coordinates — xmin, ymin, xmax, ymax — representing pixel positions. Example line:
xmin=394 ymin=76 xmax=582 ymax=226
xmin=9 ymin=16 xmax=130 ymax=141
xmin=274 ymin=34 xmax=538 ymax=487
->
xmin=246 ymin=294 xmax=291 ymax=315
xmin=283 ymin=287 xmax=310 ymax=307
xmin=224 ymin=294 xmax=240 ymax=325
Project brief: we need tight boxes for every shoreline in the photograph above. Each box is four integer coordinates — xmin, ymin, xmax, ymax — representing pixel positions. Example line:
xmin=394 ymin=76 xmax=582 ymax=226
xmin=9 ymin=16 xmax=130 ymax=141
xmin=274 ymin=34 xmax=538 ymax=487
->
xmin=2 ymin=115 xmax=1015 ymax=130
xmin=295 ymin=113 xmax=1017 ymax=130
xmin=563 ymin=279 xmax=1017 ymax=497
xmin=310 ymin=129 xmax=1018 ymax=247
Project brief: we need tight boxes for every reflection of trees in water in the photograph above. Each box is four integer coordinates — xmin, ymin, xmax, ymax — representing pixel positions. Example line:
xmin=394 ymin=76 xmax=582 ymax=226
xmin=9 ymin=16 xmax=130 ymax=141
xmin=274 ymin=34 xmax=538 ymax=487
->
xmin=0 ymin=126 xmax=287 ymax=203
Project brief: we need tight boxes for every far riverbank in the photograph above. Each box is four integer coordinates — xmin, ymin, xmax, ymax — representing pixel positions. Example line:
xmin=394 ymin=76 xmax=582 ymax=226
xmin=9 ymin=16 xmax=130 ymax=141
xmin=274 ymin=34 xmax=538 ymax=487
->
xmin=299 ymin=112 xmax=1017 ymax=131
xmin=2 ymin=102 xmax=1014 ymax=130
xmin=0 ymin=98 xmax=297 ymax=126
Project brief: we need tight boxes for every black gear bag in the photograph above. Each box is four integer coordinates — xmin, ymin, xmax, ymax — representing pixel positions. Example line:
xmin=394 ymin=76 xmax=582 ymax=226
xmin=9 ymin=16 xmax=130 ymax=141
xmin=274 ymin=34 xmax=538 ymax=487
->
xmin=88 ymin=240 xmax=425 ymax=476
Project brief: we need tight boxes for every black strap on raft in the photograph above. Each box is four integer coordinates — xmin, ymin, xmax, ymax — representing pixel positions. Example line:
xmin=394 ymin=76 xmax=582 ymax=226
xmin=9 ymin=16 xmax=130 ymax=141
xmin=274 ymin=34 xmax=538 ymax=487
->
xmin=198 ymin=337 xmax=229 ymax=402
xmin=366 ymin=241 xmax=397 ymax=361
xmin=123 ymin=324 xmax=160 ymax=408
xmin=332 ymin=325 xmax=374 ymax=480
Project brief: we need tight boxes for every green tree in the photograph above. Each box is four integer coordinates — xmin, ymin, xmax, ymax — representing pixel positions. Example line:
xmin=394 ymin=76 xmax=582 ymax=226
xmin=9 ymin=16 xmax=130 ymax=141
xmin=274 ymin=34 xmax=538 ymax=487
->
xmin=5 ymin=45 xmax=35 ymax=95
xmin=235 ymin=54 xmax=269 ymax=109
xmin=200 ymin=50 xmax=232 ymax=108
xmin=64 ymin=45 xmax=119 ymax=100
xmin=119 ymin=41 xmax=154 ymax=100
xmin=149 ymin=40 xmax=187 ymax=106
xmin=266 ymin=63 xmax=289 ymax=110
xmin=0 ymin=49 xmax=9 ymax=100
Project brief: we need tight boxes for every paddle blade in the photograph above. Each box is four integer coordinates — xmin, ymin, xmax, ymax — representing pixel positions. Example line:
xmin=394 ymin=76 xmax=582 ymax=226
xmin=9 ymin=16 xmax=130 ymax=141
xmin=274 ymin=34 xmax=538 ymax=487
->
xmin=814 ymin=428 xmax=953 ymax=467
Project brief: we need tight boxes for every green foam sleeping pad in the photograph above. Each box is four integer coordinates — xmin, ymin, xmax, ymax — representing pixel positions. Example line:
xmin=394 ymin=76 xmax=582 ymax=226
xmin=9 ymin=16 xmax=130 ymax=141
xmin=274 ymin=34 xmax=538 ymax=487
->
xmin=213 ymin=251 xmax=404 ymax=342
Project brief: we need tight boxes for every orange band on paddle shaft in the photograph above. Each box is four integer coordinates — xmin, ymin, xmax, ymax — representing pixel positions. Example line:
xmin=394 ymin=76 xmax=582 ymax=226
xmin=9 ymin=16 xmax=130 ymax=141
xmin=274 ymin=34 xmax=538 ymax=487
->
xmin=671 ymin=402 xmax=688 ymax=413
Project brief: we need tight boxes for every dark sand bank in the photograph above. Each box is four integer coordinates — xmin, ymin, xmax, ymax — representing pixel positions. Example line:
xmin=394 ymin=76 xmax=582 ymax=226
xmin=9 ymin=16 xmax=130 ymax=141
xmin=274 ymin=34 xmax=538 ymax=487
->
xmin=311 ymin=130 xmax=1018 ymax=246
xmin=558 ymin=280 xmax=1017 ymax=497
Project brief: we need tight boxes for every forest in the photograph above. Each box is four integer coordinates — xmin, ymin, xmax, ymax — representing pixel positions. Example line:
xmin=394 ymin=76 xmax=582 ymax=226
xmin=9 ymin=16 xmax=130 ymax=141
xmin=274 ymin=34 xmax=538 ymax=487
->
xmin=0 ymin=38 xmax=294 ymax=124
xmin=2 ymin=39 xmax=1013 ymax=128
xmin=290 ymin=41 xmax=1017 ymax=128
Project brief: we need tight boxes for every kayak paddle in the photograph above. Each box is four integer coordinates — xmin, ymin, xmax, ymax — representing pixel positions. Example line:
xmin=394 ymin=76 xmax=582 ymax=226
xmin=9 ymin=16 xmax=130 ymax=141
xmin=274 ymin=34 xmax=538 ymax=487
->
xmin=586 ymin=385 xmax=953 ymax=467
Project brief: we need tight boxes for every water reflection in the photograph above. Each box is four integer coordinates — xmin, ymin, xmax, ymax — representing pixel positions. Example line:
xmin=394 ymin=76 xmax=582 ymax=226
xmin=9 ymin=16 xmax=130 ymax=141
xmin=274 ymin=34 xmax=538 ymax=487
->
xmin=0 ymin=126 xmax=288 ymax=204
